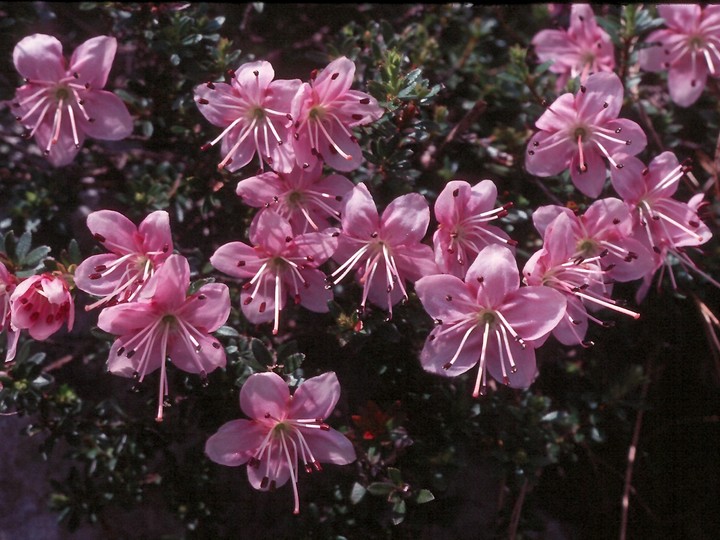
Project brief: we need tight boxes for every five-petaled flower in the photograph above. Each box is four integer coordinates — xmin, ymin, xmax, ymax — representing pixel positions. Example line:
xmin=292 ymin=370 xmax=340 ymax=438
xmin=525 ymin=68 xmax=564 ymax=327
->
xmin=204 ymin=371 xmax=356 ymax=515
xmin=639 ymin=4 xmax=720 ymax=107
xmin=525 ymin=71 xmax=647 ymax=198
xmin=210 ymin=210 xmax=338 ymax=336
xmin=330 ymin=183 xmax=438 ymax=317
xmin=10 ymin=272 xmax=74 ymax=342
xmin=291 ymin=56 xmax=384 ymax=172
xmin=11 ymin=34 xmax=133 ymax=167
xmin=433 ymin=179 xmax=515 ymax=279
xmin=416 ymin=244 xmax=566 ymax=397
xmin=532 ymin=4 xmax=615 ymax=91
xmin=195 ymin=60 xmax=301 ymax=173
xmin=74 ymin=210 xmax=173 ymax=311
xmin=610 ymin=151 xmax=715 ymax=298
xmin=235 ymin=162 xmax=353 ymax=234
xmin=98 ymin=254 xmax=230 ymax=422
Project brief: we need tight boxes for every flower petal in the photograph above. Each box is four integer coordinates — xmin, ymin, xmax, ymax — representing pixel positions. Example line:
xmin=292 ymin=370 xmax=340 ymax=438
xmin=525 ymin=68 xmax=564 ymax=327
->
xmin=380 ymin=193 xmax=430 ymax=246
xmin=13 ymin=34 xmax=65 ymax=82
xmin=205 ymin=419 xmax=267 ymax=466
xmin=668 ymin=54 xmax=707 ymax=107
xmin=77 ymin=90 xmax=133 ymax=140
xmin=177 ymin=283 xmax=231 ymax=331
xmin=415 ymin=274 xmax=475 ymax=321
xmin=501 ymin=286 xmax=567 ymax=341
xmin=69 ymin=35 xmax=117 ymax=89
xmin=300 ymin=429 xmax=356 ymax=465
xmin=240 ymin=372 xmax=290 ymax=420
xmin=465 ymin=244 xmax=519 ymax=308
xmin=288 ymin=371 xmax=341 ymax=420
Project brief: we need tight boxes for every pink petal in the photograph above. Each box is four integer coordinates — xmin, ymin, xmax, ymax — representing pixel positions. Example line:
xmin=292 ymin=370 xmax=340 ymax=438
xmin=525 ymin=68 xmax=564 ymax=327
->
xmin=219 ymin=123 xmax=256 ymax=172
xmin=295 ymin=269 xmax=333 ymax=313
xmin=485 ymin=341 xmax=538 ymax=389
xmin=288 ymin=371 xmax=341 ymax=420
xmin=13 ymin=34 xmax=66 ymax=82
xmin=107 ymin=333 xmax=163 ymax=378
xmin=576 ymin=72 xmax=624 ymax=122
xmin=341 ymin=90 xmax=384 ymax=125
xmin=313 ymin=56 xmax=355 ymax=103
xmin=77 ymin=90 xmax=133 ymax=140
xmin=318 ymin=121 xmax=363 ymax=172
xmin=299 ymin=428 xmax=356 ymax=465
xmin=249 ymin=210 xmax=294 ymax=254
xmin=420 ymin=324 xmax=484 ymax=377
xmin=138 ymin=210 xmax=173 ymax=258
xmin=465 ymin=244 xmax=519 ymax=308
xmin=69 ymin=36 xmax=117 ymax=89
xmin=293 ymin=229 xmax=339 ymax=265
xmin=646 ymin=151 xmax=682 ymax=198
xmin=552 ymin=296 xmax=589 ymax=346
xmin=638 ymin=30 xmax=681 ymax=72
xmin=240 ymin=279 xmax=279 ymax=324
xmin=236 ymin=171 xmax=284 ymax=207
xmin=211 ymin=241 xmax=262 ymax=280
xmin=525 ymin=131 xmax=574 ymax=177
xmin=247 ymin=449 xmax=291 ymax=490
xmin=97 ymin=302 xmax=158 ymax=336
xmin=535 ymin=93 xmax=577 ymax=132
xmin=415 ymin=274 xmax=475 ymax=320
xmin=140 ymin=254 xmax=189 ymax=309
xmin=603 ymin=118 xmax=647 ymax=157
xmin=176 ymin=283 xmax=231 ymax=332
xmin=167 ymin=330 xmax=226 ymax=374
xmin=32 ymin=120 xmax=84 ymax=167
xmin=380 ymin=193 xmax=430 ymax=246
xmin=87 ymin=210 xmax=139 ymax=253
xmin=609 ymin=153 xmax=646 ymax=203
xmin=668 ymin=55 xmax=707 ymax=107
xmin=340 ymin=183 xmax=380 ymax=240
xmin=532 ymin=205 xmax=573 ymax=239
xmin=393 ymin=243 xmax=439 ymax=283
xmin=195 ymin=82 xmax=243 ymax=127
xmin=658 ymin=4 xmax=702 ymax=30
xmin=205 ymin=419 xmax=267 ymax=466
xmin=240 ymin=372 xmax=290 ymax=420
xmin=234 ymin=60 xmax=275 ymax=100
xmin=583 ymin=197 xmax=633 ymax=238
xmin=569 ymin=144 xmax=607 ymax=198
xmin=501 ymin=286 xmax=567 ymax=341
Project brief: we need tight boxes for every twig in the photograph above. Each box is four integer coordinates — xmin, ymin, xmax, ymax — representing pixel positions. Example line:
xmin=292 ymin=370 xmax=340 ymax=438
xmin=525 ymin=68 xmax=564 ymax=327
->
xmin=508 ymin=476 xmax=529 ymax=540
xmin=619 ymin=360 xmax=653 ymax=540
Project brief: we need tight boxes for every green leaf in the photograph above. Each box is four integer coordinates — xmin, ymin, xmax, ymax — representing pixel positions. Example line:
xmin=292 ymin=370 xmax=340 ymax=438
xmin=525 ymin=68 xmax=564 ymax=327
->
xmin=387 ymin=467 xmax=402 ymax=485
xmin=21 ymin=246 xmax=51 ymax=267
xmin=415 ymin=489 xmax=435 ymax=504
xmin=215 ymin=326 xmax=240 ymax=339
xmin=366 ymin=482 xmax=394 ymax=497
xmin=250 ymin=338 xmax=274 ymax=367
xmin=16 ymin=231 xmax=31 ymax=262
xmin=350 ymin=482 xmax=366 ymax=504
xmin=391 ymin=499 xmax=406 ymax=525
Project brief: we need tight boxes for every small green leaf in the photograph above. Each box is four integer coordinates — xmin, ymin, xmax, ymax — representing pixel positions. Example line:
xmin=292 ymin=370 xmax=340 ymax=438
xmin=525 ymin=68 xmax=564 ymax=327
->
xmin=366 ymin=482 xmax=394 ymax=497
xmin=415 ymin=489 xmax=435 ymax=504
xmin=250 ymin=338 xmax=274 ymax=367
xmin=350 ymin=482 xmax=366 ymax=504
xmin=387 ymin=467 xmax=402 ymax=485
xmin=215 ymin=326 xmax=240 ymax=339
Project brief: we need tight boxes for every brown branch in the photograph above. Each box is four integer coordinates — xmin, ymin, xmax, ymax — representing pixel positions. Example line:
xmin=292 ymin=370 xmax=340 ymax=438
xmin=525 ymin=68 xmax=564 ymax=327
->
xmin=508 ymin=476 xmax=530 ymax=540
xmin=619 ymin=360 xmax=653 ymax=540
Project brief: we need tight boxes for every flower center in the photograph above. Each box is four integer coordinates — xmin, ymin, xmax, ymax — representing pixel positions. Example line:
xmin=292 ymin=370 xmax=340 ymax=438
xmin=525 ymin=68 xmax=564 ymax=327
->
xmin=574 ymin=126 xmax=588 ymax=141
xmin=286 ymin=190 xmax=304 ymax=207
xmin=577 ymin=238 xmax=598 ymax=257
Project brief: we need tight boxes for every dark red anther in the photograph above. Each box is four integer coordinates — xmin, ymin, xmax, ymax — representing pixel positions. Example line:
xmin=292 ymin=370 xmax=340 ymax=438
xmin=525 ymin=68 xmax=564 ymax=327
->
xmin=206 ymin=81 xmax=215 ymax=89
xmin=198 ymin=98 xmax=209 ymax=105
xmin=310 ymin=69 xmax=318 ymax=80
xmin=359 ymin=97 xmax=370 ymax=104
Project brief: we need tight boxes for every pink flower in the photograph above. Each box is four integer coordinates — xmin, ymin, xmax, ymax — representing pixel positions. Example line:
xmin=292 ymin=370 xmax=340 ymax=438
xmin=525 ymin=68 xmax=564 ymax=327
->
xmin=74 ymin=210 xmax=173 ymax=311
xmin=10 ymin=272 xmax=74 ymax=341
xmin=291 ymin=56 xmax=383 ymax=172
xmin=195 ymin=60 xmax=301 ymax=173
xmin=210 ymin=210 xmax=338 ymax=335
xmin=97 ymin=254 xmax=230 ymax=422
xmin=532 ymin=4 xmax=616 ymax=91
xmin=432 ymin=180 xmax=515 ymax=279
xmin=11 ymin=34 xmax=133 ymax=167
xmin=523 ymin=212 xmax=641 ymax=347
xmin=531 ymin=198 xmax=655 ymax=283
xmin=0 ymin=263 xmax=20 ymax=362
xmin=525 ymin=72 xmax=647 ymax=198
xmin=329 ymin=183 xmax=438 ymax=316
xmin=205 ymin=371 xmax=356 ymax=515
xmin=610 ymin=151 xmax=716 ymax=296
xmin=639 ymin=5 xmax=720 ymax=107
xmin=416 ymin=244 xmax=566 ymax=396
xmin=235 ymin=162 xmax=353 ymax=234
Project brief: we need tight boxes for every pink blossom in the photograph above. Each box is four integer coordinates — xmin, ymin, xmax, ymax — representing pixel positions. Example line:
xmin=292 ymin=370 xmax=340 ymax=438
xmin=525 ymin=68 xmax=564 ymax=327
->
xmin=532 ymin=4 xmax=616 ymax=91
xmin=195 ymin=60 xmax=301 ymax=173
xmin=11 ymin=34 xmax=132 ymax=167
xmin=416 ymin=244 xmax=566 ymax=396
xmin=291 ymin=56 xmax=383 ymax=172
xmin=0 ymin=263 xmax=20 ymax=362
xmin=205 ymin=371 xmax=356 ymax=515
xmin=210 ymin=210 xmax=338 ymax=335
xmin=525 ymin=72 xmax=647 ymax=198
xmin=329 ymin=183 xmax=438 ymax=317
xmin=74 ymin=210 xmax=173 ymax=311
xmin=523 ymin=212 xmax=641 ymax=347
xmin=97 ymin=254 xmax=230 ymax=422
xmin=432 ymin=180 xmax=515 ymax=279
xmin=610 ymin=151 xmax=716 ymax=296
xmin=235 ymin=162 xmax=353 ymax=234
xmin=10 ymin=272 xmax=74 ymax=341
xmin=531 ymin=198 xmax=655 ymax=283
xmin=639 ymin=5 xmax=720 ymax=107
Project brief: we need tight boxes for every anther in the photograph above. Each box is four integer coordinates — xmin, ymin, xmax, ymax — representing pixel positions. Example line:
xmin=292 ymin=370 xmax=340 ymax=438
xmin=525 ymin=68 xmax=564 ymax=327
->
xmin=359 ymin=97 xmax=370 ymax=104
xmin=198 ymin=98 xmax=209 ymax=105
xmin=206 ymin=81 xmax=215 ymax=89
xmin=331 ymin=72 xmax=339 ymax=80
xmin=580 ymin=85 xmax=587 ymax=93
